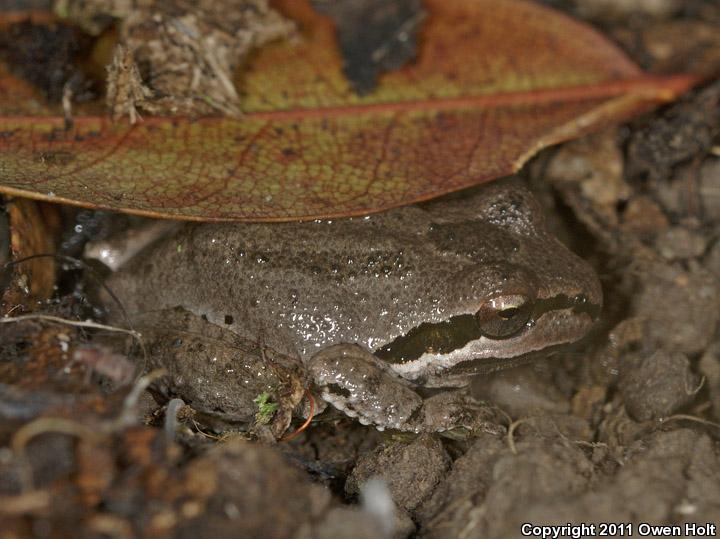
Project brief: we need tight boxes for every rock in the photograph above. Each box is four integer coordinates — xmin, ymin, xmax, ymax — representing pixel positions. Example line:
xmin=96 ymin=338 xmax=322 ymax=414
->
xmin=627 ymin=82 xmax=720 ymax=180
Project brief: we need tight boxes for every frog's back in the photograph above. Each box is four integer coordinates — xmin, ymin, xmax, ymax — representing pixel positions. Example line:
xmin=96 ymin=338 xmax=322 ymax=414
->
xmin=108 ymin=203 xmax=472 ymax=359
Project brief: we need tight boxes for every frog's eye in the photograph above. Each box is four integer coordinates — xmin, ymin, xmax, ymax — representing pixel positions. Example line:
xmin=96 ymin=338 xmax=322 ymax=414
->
xmin=476 ymin=294 xmax=533 ymax=339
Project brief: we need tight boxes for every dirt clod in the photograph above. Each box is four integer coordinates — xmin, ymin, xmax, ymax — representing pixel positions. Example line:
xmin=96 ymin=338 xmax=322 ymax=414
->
xmin=627 ymin=81 xmax=720 ymax=181
xmin=632 ymin=261 xmax=720 ymax=355
xmin=346 ymin=434 xmax=450 ymax=512
xmin=620 ymin=350 xmax=701 ymax=421
xmin=417 ymin=434 xmax=594 ymax=538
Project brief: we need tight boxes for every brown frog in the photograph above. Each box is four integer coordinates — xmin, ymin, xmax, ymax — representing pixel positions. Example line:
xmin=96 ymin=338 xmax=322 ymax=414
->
xmin=103 ymin=180 xmax=601 ymax=432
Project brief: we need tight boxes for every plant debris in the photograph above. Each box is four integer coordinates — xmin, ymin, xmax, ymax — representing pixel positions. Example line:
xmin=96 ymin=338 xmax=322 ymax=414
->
xmin=105 ymin=44 xmax=152 ymax=123
xmin=61 ymin=0 xmax=296 ymax=118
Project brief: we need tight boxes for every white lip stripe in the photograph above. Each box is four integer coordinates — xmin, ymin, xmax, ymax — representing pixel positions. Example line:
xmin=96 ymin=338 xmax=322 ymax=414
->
xmin=392 ymin=335 xmax=513 ymax=379
xmin=390 ymin=311 xmax=594 ymax=381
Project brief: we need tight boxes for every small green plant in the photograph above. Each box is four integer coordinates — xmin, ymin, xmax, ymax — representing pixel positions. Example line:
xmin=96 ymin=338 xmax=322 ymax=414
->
xmin=253 ymin=392 xmax=279 ymax=425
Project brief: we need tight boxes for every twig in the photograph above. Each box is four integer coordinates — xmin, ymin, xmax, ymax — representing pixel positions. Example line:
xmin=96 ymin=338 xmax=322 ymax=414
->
xmin=115 ymin=369 xmax=168 ymax=427
xmin=506 ymin=417 xmax=529 ymax=455
xmin=11 ymin=417 xmax=102 ymax=454
xmin=1 ymin=314 xmax=141 ymax=340
xmin=0 ymin=490 xmax=51 ymax=515
xmin=5 ymin=254 xmax=135 ymax=333
xmin=164 ymin=398 xmax=186 ymax=442
xmin=661 ymin=414 xmax=720 ymax=431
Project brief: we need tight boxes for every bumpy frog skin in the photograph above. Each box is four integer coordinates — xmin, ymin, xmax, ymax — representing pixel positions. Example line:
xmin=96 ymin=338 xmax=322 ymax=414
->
xmin=105 ymin=181 xmax=601 ymax=432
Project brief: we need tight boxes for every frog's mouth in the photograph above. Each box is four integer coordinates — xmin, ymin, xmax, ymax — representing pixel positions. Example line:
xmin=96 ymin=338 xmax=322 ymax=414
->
xmin=375 ymin=293 xmax=600 ymax=375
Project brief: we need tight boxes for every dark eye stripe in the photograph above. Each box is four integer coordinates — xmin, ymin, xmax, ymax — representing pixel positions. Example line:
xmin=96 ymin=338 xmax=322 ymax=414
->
xmin=375 ymin=314 xmax=481 ymax=364
xmin=374 ymin=294 xmax=600 ymax=365
xmin=498 ymin=307 xmax=519 ymax=319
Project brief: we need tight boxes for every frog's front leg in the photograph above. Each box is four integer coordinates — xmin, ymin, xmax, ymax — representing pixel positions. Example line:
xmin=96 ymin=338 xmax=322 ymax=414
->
xmin=308 ymin=344 xmax=423 ymax=431
xmin=308 ymin=344 xmax=503 ymax=434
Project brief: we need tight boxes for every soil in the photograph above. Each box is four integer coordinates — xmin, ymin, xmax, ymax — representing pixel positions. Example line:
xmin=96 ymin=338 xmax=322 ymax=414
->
xmin=2 ymin=1 xmax=720 ymax=538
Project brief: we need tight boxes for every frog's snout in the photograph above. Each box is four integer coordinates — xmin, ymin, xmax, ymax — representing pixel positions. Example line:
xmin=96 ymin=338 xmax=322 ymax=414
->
xmin=570 ymin=292 xmax=602 ymax=321
xmin=538 ymin=238 xmax=603 ymax=320
xmin=574 ymin=258 xmax=603 ymax=319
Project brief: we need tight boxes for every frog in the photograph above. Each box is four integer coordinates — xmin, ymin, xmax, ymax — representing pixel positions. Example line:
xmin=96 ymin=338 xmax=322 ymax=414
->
xmin=102 ymin=180 xmax=602 ymax=433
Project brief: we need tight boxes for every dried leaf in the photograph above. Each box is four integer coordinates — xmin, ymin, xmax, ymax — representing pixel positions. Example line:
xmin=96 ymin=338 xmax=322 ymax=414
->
xmin=0 ymin=0 xmax=700 ymax=221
